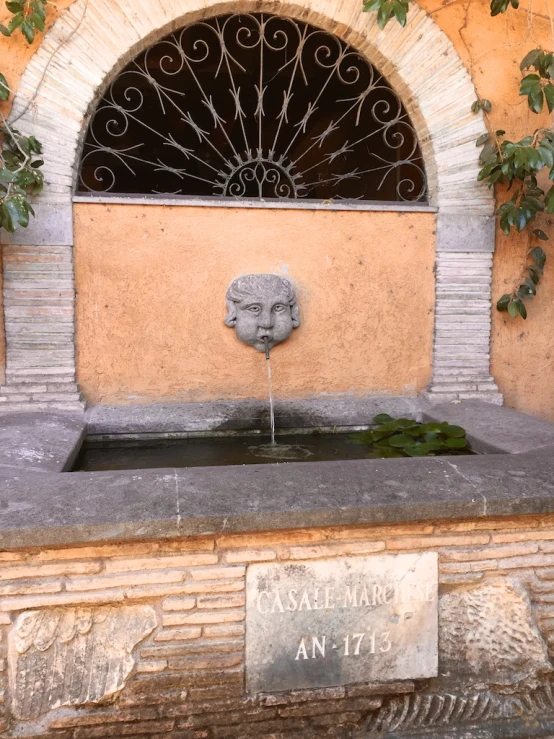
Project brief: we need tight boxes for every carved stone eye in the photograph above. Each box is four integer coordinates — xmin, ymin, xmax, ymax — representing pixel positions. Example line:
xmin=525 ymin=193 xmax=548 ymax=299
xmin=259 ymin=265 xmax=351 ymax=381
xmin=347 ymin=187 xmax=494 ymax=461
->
xmin=247 ymin=305 xmax=261 ymax=313
xmin=274 ymin=304 xmax=287 ymax=313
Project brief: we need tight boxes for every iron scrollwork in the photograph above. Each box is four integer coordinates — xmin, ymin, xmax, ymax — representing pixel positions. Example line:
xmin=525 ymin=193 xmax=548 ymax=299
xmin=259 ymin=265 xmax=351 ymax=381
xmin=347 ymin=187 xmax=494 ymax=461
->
xmin=78 ymin=13 xmax=427 ymax=203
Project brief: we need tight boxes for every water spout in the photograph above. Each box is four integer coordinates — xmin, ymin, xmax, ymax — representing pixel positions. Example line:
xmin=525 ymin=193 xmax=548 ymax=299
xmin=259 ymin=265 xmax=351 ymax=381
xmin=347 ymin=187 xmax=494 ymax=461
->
xmin=264 ymin=337 xmax=276 ymax=446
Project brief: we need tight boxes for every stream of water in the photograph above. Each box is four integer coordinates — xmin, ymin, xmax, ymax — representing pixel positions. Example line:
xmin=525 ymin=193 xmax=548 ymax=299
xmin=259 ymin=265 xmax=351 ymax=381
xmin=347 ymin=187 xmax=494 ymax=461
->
xmin=266 ymin=350 xmax=276 ymax=446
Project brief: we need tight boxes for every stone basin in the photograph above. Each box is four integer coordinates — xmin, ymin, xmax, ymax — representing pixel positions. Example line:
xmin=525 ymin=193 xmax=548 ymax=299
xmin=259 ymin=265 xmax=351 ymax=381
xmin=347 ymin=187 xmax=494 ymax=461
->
xmin=2 ymin=400 xmax=554 ymax=737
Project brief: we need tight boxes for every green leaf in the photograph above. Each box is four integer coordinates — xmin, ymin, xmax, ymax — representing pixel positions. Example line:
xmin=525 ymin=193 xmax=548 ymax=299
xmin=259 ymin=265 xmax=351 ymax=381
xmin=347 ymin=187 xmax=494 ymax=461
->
xmin=529 ymin=88 xmax=545 ymax=113
xmin=476 ymin=133 xmax=490 ymax=147
xmin=538 ymin=145 xmax=554 ymax=168
xmin=490 ymin=0 xmax=509 ymax=15
xmin=515 ymin=208 xmax=529 ymax=232
xmin=0 ymin=24 xmax=10 ymax=36
xmin=471 ymin=100 xmax=481 ymax=114
xmin=445 ymin=437 xmax=468 ymax=449
xmin=20 ymin=20 xmax=35 ymax=44
xmin=524 ymin=277 xmax=537 ymax=294
xmin=482 ymin=99 xmax=492 ymax=113
xmin=531 ymin=245 xmax=547 ymax=268
xmin=393 ymin=0 xmax=407 ymax=26
xmin=533 ymin=228 xmax=549 ymax=241
xmin=518 ymin=300 xmax=528 ymax=319
xmin=29 ymin=12 xmax=44 ymax=31
xmin=529 ymin=265 xmax=541 ymax=284
xmin=545 ymin=84 xmax=554 ymax=113
xmin=3 ymin=199 xmax=21 ymax=230
xmin=0 ymin=72 xmax=9 ymax=102
xmin=520 ymin=48 xmax=542 ymax=71
xmin=373 ymin=413 xmax=393 ymax=424
xmin=376 ymin=1 xmax=394 ymax=28
xmin=497 ymin=293 xmax=511 ymax=311
xmin=442 ymin=425 xmax=466 ymax=438
xmin=520 ymin=73 xmax=541 ymax=94
xmin=0 ymin=168 xmax=17 ymax=186
xmin=518 ymin=285 xmax=533 ymax=299
xmin=508 ymin=299 xmax=520 ymax=318
xmin=404 ymin=444 xmax=426 ymax=457
xmin=7 ymin=12 xmax=23 ymax=34
xmin=388 ymin=434 xmax=411 ymax=448
xmin=27 ymin=136 xmax=41 ymax=154
xmin=479 ymin=142 xmax=497 ymax=166
xmin=547 ymin=186 xmax=554 ymax=215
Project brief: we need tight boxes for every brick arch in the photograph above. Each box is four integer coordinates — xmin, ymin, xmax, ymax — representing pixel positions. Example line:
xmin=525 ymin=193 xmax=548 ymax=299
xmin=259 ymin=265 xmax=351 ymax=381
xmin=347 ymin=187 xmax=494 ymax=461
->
xmin=12 ymin=0 xmax=492 ymax=212
xmin=0 ymin=0 xmax=501 ymax=411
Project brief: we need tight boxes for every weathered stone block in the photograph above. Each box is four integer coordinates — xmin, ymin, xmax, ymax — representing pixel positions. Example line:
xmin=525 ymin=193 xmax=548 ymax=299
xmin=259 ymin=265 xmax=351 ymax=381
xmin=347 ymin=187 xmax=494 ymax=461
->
xmin=8 ymin=605 xmax=156 ymax=720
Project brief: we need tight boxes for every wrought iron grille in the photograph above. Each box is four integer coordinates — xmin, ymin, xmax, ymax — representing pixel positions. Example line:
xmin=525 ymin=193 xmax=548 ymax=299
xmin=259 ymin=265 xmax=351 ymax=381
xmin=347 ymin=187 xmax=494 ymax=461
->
xmin=78 ymin=13 xmax=427 ymax=202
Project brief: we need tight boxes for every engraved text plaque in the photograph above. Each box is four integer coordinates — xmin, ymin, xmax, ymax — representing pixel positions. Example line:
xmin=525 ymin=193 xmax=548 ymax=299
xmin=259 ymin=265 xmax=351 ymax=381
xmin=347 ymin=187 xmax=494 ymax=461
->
xmin=246 ymin=552 xmax=438 ymax=693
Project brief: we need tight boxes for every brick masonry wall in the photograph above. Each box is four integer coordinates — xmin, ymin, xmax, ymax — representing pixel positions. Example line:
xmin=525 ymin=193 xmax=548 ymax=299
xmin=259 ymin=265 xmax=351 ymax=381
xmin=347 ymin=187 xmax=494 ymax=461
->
xmin=2 ymin=515 xmax=554 ymax=737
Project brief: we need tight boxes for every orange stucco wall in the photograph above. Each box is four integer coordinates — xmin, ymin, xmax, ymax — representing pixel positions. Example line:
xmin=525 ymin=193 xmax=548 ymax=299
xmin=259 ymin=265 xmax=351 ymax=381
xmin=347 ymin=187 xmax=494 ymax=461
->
xmin=2 ymin=0 xmax=554 ymax=413
xmin=73 ymin=204 xmax=435 ymax=403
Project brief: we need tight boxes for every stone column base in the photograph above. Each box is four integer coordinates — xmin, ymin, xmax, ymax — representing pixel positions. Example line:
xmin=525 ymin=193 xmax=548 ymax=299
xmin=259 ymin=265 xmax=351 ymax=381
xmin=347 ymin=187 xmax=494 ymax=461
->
xmin=423 ymin=378 xmax=503 ymax=405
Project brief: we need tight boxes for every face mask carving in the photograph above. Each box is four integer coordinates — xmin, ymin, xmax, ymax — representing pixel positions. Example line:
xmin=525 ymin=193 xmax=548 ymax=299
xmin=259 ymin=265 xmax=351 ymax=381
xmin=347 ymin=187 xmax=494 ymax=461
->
xmin=225 ymin=274 xmax=300 ymax=352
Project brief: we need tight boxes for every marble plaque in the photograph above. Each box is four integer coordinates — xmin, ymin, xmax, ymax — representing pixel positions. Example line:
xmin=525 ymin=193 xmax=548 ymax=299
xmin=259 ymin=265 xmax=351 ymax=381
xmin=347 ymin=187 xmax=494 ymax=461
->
xmin=246 ymin=552 xmax=438 ymax=693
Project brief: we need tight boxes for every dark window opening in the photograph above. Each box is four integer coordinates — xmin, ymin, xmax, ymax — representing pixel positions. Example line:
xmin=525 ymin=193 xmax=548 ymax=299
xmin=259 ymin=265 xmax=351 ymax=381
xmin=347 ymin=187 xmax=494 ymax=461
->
xmin=78 ymin=13 xmax=427 ymax=203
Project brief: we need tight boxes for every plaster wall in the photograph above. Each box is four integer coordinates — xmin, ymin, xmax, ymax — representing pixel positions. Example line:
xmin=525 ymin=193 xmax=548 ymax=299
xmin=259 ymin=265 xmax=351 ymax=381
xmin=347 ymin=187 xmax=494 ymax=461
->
xmin=73 ymin=204 xmax=435 ymax=404
xmin=2 ymin=0 xmax=554 ymax=414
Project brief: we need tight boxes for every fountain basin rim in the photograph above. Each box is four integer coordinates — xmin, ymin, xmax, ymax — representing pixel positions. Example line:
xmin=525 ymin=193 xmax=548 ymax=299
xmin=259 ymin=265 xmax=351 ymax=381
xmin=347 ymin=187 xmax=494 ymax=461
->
xmin=1 ymin=400 xmax=554 ymax=550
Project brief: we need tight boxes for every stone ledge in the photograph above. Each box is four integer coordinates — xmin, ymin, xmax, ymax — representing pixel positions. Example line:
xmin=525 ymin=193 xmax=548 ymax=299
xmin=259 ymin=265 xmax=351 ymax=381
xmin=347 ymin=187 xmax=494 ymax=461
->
xmin=424 ymin=400 xmax=554 ymax=455
xmin=85 ymin=396 xmax=424 ymax=437
xmin=0 ymin=411 xmax=85 ymax=473
xmin=2 ymin=448 xmax=554 ymax=550
xmin=1 ymin=402 xmax=554 ymax=550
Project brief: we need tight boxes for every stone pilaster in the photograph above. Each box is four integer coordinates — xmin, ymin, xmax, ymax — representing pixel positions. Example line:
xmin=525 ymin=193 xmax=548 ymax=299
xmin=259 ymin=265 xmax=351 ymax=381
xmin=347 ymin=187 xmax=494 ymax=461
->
xmin=425 ymin=214 xmax=502 ymax=405
xmin=0 ymin=220 xmax=84 ymax=411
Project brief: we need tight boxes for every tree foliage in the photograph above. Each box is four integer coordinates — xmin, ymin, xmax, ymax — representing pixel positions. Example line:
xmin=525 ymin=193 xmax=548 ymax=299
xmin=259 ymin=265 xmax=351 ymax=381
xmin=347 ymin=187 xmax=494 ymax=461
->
xmin=0 ymin=0 xmax=46 ymax=43
xmin=0 ymin=0 xmax=46 ymax=234
xmin=0 ymin=121 xmax=43 ymax=232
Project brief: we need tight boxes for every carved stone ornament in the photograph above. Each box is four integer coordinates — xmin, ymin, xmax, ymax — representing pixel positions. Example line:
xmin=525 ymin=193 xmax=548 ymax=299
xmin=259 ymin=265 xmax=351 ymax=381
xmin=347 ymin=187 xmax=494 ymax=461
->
xmin=225 ymin=274 xmax=300 ymax=352
xmin=439 ymin=578 xmax=552 ymax=693
xmin=8 ymin=605 xmax=156 ymax=721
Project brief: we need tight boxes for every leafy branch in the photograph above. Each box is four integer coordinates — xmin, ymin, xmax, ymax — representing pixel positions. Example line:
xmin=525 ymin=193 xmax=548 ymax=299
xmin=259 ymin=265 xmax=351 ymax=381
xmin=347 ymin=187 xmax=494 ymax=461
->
xmin=0 ymin=0 xmax=48 ymax=235
xmin=496 ymin=238 xmax=546 ymax=318
xmin=0 ymin=0 xmax=46 ymax=43
xmin=363 ymin=0 xmax=518 ymax=28
xmin=0 ymin=114 xmax=44 ymax=232
xmin=473 ymin=48 xmax=554 ymax=318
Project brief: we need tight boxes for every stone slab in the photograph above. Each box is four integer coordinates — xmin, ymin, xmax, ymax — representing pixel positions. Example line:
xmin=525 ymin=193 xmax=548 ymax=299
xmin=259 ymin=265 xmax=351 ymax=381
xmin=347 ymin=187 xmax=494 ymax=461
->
xmin=86 ymin=396 xmax=423 ymax=436
xmin=0 ymin=468 xmax=180 ymax=548
xmin=435 ymin=214 xmax=495 ymax=252
xmin=423 ymin=400 xmax=554 ymax=454
xmin=245 ymin=553 xmax=438 ymax=693
xmin=1 ymin=201 xmax=73 ymax=246
xmin=3 ymin=447 xmax=554 ymax=548
xmin=0 ymin=411 xmax=86 ymax=472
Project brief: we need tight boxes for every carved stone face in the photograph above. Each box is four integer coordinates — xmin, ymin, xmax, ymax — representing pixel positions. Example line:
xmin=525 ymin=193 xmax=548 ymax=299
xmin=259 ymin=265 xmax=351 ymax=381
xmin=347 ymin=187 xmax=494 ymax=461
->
xmin=225 ymin=274 xmax=300 ymax=352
